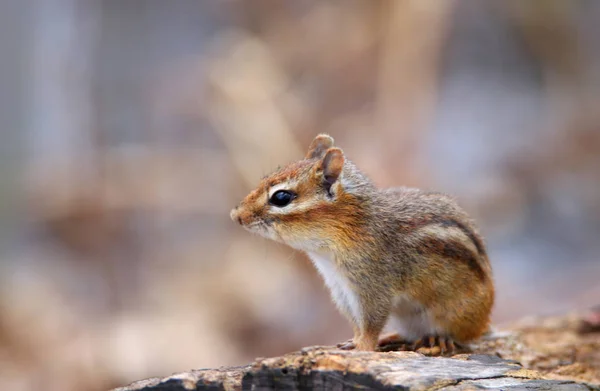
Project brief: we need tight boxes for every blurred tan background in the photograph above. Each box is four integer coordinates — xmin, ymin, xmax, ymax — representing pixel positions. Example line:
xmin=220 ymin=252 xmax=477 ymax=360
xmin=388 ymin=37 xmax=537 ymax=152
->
xmin=1 ymin=1 xmax=599 ymax=390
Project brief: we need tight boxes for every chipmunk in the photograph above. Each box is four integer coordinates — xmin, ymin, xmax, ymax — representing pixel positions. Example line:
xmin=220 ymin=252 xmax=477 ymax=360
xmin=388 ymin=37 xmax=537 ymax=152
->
xmin=230 ymin=134 xmax=494 ymax=355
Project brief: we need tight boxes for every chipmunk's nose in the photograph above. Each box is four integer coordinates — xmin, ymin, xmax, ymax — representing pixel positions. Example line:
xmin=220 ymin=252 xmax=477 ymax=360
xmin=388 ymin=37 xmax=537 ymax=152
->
xmin=230 ymin=207 xmax=243 ymax=225
xmin=229 ymin=206 xmax=244 ymax=225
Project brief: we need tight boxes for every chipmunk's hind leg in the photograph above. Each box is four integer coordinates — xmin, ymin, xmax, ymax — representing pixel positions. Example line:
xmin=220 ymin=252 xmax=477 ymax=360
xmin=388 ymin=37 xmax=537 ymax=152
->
xmin=412 ymin=335 xmax=466 ymax=356
xmin=376 ymin=332 xmax=411 ymax=352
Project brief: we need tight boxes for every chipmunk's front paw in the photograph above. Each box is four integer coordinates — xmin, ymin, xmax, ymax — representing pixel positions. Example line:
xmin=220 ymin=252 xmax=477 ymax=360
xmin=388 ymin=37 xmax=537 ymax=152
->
xmin=413 ymin=335 xmax=464 ymax=356
xmin=336 ymin=338 xmax=356 ymax=350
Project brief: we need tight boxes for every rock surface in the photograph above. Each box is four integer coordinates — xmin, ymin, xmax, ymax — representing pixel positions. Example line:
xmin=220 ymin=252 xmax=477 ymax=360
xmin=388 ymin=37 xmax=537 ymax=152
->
xmin=114 ymin=311 xmax=600 ymax=391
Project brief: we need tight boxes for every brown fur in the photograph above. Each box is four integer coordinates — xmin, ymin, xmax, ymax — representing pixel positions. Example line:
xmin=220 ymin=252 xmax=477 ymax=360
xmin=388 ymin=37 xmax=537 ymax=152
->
xmin=231 ymin=134 xmax=495 ymax=352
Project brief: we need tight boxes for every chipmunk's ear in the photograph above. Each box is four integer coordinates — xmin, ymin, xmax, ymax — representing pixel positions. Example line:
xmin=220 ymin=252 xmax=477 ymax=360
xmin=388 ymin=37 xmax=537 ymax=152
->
xmin=306 ymin=134 xmax=334 ymax=159
xmin=317 ymin=147 xmax=344 ymax=190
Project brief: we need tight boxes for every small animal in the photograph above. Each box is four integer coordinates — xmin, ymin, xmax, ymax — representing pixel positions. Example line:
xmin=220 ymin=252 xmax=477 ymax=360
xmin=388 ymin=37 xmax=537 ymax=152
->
xmin=230 ymin=134 xmax=494 ymax=354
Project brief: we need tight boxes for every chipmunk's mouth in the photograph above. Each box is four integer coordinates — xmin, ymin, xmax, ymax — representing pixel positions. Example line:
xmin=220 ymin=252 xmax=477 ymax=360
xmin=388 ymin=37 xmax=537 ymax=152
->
xmin=245 ymin=221 xmax=265 ymax=231
xmin=245 ymin=220 xmax=281 ymax=242
xmin=245 ymin=220 xmax=271 ymax=235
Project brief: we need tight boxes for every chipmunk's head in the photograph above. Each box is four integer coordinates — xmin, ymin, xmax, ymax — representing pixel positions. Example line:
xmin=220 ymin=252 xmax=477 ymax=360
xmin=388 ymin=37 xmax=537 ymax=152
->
xmin=230 ymin=134 xmax=369 ymax=252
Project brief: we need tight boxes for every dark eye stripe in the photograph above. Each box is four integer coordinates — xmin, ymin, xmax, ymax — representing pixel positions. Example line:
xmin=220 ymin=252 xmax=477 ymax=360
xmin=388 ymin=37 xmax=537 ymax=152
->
xmin=269 ymin=190 xmax=296 ymax=207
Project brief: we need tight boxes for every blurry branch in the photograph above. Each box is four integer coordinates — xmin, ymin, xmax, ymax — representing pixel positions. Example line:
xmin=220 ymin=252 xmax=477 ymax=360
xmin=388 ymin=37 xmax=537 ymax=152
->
xmin=205 ymin=31 xmax=304 ymax=188
xmin=500 ymin=0 xmax=600 ymax=193
xmin=375 ymin=0 xmax=455 ymax=185
xmin=29 ymin=0 xmax=101 ymax=195
xmin=504 ymin=0 xmax=581 ymax=81
xmin=502 ymin=0 xmax=596 ymax=116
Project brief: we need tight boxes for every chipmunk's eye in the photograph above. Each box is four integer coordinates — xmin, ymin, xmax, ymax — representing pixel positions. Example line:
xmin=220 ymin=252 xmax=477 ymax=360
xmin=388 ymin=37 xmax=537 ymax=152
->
xmin=269 ymin=190 xmax=295 ymax=207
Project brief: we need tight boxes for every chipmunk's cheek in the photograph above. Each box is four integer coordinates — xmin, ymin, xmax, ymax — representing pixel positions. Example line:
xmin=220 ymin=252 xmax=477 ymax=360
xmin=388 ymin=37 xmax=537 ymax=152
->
xmin=260 ymin=220 xmax=280 ymax=240
xmin=274 ymin=228 xmax=307 ymax=250
xmin=263 ymin=227 xmax=281 ymax=242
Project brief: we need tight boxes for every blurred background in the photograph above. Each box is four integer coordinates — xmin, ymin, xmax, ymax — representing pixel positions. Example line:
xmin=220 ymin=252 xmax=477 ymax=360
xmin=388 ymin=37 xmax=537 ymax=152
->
xmin=1 ymin=0 xmax=599 ymax=390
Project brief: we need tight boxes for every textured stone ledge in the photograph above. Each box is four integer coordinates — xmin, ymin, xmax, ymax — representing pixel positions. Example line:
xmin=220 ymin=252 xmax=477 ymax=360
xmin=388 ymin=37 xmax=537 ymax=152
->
xmin=114 ymin=311 xmax=600 ymax=391
xmin=114 ymin=348 xmax=595 ymax=391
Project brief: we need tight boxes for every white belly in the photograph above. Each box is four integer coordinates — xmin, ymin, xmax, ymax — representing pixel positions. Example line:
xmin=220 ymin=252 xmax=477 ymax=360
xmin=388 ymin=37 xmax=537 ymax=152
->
xmin=387 ymin=294 xmax=439 ymax=341
xmin=306 ymin=251 xmax=362 ymax=326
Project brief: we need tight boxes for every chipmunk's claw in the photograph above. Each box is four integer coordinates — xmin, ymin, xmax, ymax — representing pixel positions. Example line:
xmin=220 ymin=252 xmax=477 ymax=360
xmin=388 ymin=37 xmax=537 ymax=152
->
xmin=413 ymin=335 xmax=459 ymax=356
xmin=336 ymin=339 xmax=356 ymax=350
